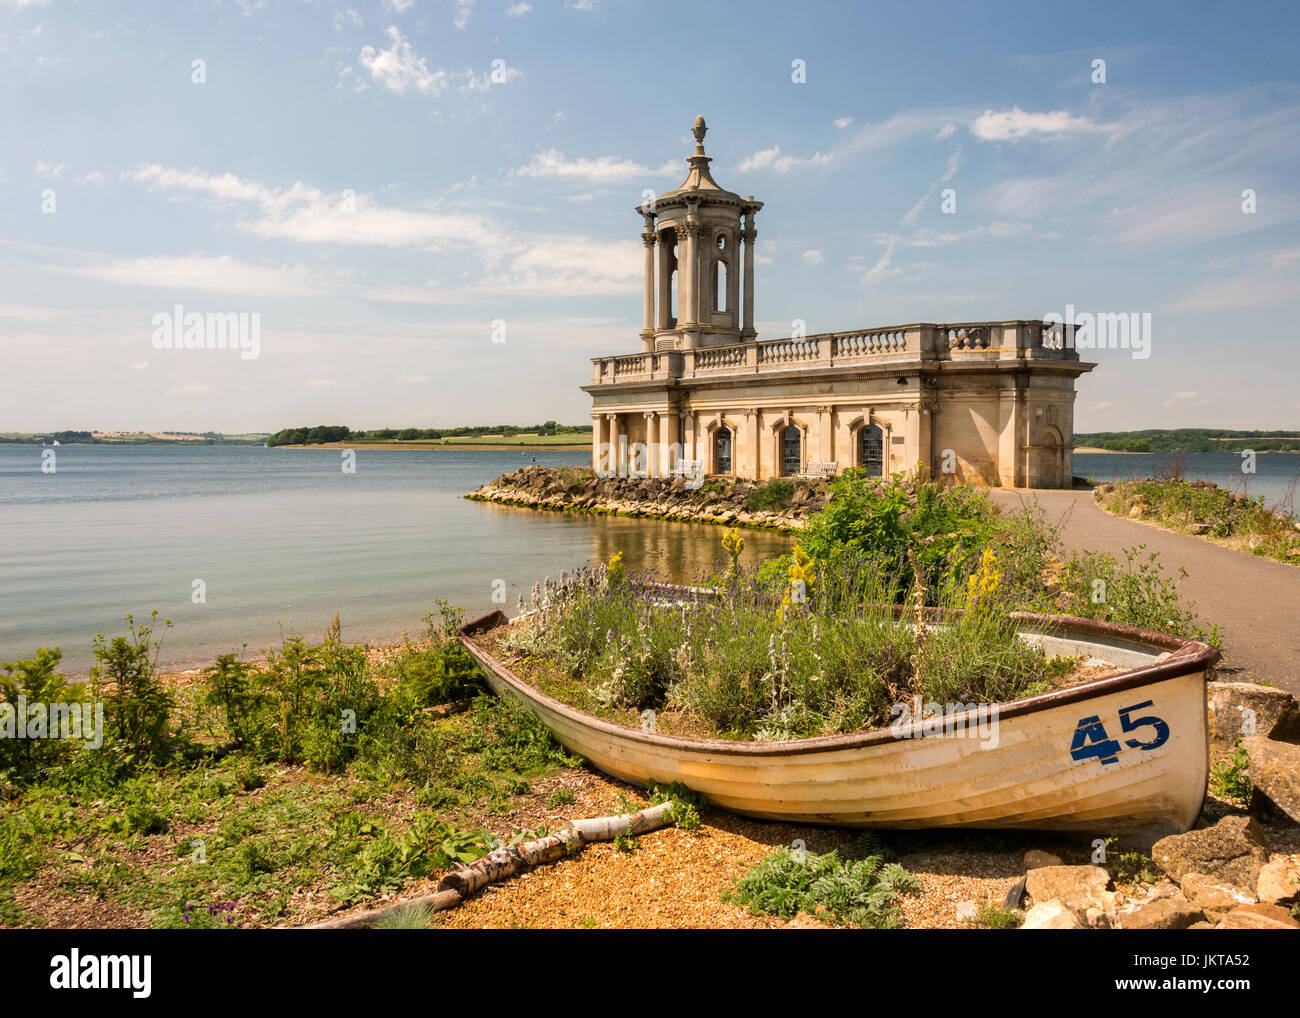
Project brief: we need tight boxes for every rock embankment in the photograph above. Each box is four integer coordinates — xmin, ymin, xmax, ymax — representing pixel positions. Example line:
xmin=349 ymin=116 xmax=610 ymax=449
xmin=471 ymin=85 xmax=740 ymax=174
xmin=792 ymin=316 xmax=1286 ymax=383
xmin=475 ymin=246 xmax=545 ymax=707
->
xmin=465 ymin=466 xmax=830 ymax=530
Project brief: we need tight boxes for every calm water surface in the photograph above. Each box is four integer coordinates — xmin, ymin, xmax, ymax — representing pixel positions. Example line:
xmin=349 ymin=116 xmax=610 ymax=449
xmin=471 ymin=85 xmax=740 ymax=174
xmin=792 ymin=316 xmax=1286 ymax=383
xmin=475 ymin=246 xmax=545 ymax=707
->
xmin=0 ymin=445 xmax=790 ymax=674
xmin=1074 ymin=451 xmax=1299 ymax=513
xmin=3 ymin=446 xmax=1294 ymax=674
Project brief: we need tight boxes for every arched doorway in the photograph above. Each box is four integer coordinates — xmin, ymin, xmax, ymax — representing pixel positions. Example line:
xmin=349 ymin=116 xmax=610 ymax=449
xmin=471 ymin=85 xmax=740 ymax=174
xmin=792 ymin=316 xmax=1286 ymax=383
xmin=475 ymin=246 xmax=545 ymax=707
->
xmin=859 ymin=423 xmax=884 ymax=477
xmin=714 ymin=427 xmax=732 ymax=475
xmin=780 ymin=424 xmax=801 ymax=476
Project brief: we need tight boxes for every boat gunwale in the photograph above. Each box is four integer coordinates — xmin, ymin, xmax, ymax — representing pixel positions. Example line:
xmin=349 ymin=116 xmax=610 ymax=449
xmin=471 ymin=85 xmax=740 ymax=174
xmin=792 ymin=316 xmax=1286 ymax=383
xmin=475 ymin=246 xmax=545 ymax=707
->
xmin=457 ymin=582 xmax=1220 ymax=758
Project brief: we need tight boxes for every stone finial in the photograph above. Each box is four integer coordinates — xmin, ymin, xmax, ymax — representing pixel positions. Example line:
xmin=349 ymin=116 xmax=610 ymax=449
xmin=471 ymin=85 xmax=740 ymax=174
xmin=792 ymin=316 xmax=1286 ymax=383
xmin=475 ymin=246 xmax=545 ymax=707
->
xmin=692 ymin=115 xmax=707 ymax=152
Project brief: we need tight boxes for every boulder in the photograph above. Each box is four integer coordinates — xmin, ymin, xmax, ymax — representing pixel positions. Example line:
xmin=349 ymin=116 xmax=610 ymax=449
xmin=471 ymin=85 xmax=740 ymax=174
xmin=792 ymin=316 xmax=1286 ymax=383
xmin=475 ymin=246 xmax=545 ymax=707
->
xmin=1256 ymin=857 xmax=1300 ymax=907
xmin=1021 ymin=900 xmax=1087 ymax=930
xmin=1151 ymin=815 xmax=1270 ymax=888
xmin=1113 ymin=886 xmax=1203 ymax=930
xmin=1025 ymin=865 xmax=1112 ymax=912
xmin=1179 ymin=872 xmax=1256 ymax=919
xmin=955 ymin=900 xmax=978 ymax=921
xmin=1216 ymin=904 xmax=1300 ymax=930
xmin=1207 ymin=683 xmax=1300 ymax=756
xmin=1023 ymin=850 xmax=1063 ymax=871
xmin=1242 ymin=737 xmax=1300 ymax=823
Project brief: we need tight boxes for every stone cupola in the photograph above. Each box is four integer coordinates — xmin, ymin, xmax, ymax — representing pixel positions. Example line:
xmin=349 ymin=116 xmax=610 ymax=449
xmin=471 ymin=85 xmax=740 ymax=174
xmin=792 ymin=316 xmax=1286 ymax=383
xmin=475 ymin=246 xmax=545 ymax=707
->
xmin=637 ymin=116 xmax=763 ymax=352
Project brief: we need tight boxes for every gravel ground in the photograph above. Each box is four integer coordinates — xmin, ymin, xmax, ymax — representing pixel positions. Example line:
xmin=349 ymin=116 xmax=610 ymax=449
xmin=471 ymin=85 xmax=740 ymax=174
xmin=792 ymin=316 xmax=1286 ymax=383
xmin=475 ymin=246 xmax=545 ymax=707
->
xmin=428 ymin=767 xmax=1100 ymax=930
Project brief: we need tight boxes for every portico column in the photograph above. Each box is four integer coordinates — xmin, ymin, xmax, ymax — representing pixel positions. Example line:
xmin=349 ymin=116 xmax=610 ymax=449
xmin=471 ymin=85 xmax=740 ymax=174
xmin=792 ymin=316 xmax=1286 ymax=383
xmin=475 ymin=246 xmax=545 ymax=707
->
xmin=681 ymin=411 xmax=694 ymax=463
xmin=608 ymin=413 xmax=624 ymax=477
xmin=640 ymin=218 xmax=656 ymax=351
xmin=744 ymin=408 xmax=758 ymax=479
xmin=817 ymin=405 xmax=832 ymax=465
xmin=644 ymin=411 xmax=658 ymax=478
xmin=741 ymin=208 xmax=757 ymax=340
xmin=592 ymin=415 xmax=606 ymax=473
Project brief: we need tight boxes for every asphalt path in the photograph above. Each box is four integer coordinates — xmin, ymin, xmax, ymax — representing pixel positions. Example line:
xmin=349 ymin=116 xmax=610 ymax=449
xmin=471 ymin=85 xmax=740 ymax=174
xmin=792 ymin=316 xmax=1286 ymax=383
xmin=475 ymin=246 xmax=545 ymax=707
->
xmin=991 ymin=489 xmax=1300 ymax=697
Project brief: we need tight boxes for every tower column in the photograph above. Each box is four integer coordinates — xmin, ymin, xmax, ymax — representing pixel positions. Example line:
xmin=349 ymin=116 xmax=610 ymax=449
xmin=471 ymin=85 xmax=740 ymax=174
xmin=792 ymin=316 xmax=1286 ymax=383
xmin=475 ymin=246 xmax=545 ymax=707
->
xmin=640 ymin=216 xmax=656 ymax=351
xmin=741 ymin=207 xmax=757 ymax=340
xmin=678 ymin=223 xmax=695 ymax=329
xmin=657 ymin=230 xmax=672 ymax=331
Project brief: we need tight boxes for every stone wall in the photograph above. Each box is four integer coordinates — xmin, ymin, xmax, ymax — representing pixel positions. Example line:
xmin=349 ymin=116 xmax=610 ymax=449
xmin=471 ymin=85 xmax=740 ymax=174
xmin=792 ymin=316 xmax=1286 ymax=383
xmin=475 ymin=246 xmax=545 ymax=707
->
xmin=465 ymin=465 xmax=830 ymax=530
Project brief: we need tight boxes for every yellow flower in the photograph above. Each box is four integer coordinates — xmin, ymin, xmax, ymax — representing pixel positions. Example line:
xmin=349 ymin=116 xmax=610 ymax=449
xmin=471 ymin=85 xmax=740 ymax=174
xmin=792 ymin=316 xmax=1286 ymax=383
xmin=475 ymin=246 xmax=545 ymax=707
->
xmin=607 ymin=551 xmax=625 ymax=587
xmin=966 ymin=547 xmax=1000 ymax=610
xmin=777 ymin=543 xmax=817 ymax=622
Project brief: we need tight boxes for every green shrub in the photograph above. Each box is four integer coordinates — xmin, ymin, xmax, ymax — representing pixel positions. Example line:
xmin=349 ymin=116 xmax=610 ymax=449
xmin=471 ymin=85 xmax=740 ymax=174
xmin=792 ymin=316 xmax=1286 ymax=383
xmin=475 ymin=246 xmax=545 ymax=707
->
xmin=802 ymin=469 xmax=999 ymax=599
xmin=723 ymin=844 xmax=919 ymax=928
xmin=0 ymin=647 xmax=87 ymax=776
xmin=88 ymin=613 xmax=176 ymax=764
xmin=1210 ymin=746 xmax=1252 ymax=804
xmin=744 ymin=479 xmax=796 ymax=512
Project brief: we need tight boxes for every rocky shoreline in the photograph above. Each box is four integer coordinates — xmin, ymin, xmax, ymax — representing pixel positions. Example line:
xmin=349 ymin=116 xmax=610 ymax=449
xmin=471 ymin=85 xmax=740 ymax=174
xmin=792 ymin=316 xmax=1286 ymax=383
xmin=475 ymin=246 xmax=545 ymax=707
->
xmin=465 ymin=465 xmax=830 ymax=530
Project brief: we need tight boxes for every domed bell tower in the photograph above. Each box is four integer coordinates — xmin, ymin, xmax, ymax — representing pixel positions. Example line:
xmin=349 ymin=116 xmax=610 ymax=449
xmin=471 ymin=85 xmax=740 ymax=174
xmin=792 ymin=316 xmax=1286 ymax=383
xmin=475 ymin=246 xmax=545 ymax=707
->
xmin=638 ymin=116 xmax=762 ymax=352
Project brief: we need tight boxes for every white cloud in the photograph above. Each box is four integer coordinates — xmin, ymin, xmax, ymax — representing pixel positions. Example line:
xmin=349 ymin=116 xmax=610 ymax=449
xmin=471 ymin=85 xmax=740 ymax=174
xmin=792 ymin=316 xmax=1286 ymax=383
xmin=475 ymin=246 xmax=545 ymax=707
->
xmin=397 ymin=374 xmax=427 ymax=383
xmin=861 ymin=237 xmax=897 ymax=285
xmin=1087 ymin=400 xmax=1115 ymax=411
xmin=832 ymin=117 xmax=853 ymax=129
xmin=935 ymin=123 xmax=956 ymax=139
xmin=506 ymin=2 xmax=531 ymax=14
xmin=334 ymin=8 xmax=362 ymax=29
xmin=971 ymin=106 xmax=1112 ymax=141
xmin=126 ymin=163 xmax=507 ymax=256
xmin=801 ymin=250 xmax=825 ymax=266
xmin=512 ymin=149 xmax=675 ymax=183
xmin=462 ymin=62 xmax=523 ymax=92
xmin=235 ymin=0 xmax=265 ymax=15
xmin=307 ymin=378 xmax=338 ymax=390
xmin=77 ymin=170 xmax=105 ymax=185
xmin=130 ymin=361 xmax=149 ymax=371
xmin=59 ymin=254 xmax=327 ymax=296
xmin=359 ymin=26 xmax=448 ymax=95
xmin=386 ymin=0 xmax=414 ymax=10
xmin=734 ymin=146 xmax=832 ymax=175
xmin=34 ymin=160 xmax=65 ymax=176
xmin=453 ymin=0 xmax=476 ymax=30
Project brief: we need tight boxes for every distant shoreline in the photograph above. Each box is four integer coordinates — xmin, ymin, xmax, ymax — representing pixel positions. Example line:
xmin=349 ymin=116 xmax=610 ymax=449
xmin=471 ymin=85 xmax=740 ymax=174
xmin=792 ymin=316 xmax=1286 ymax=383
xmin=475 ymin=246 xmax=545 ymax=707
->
xmin=276 ymin=441 xmax=592 ymax=452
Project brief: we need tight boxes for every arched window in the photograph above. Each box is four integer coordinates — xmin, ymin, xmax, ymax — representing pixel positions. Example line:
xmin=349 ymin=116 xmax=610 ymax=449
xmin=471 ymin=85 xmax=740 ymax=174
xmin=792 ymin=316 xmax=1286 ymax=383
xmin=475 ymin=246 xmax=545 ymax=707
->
xmin=780 ymin=424 xmax=801 ymax=476
xmin=859 ymin=423 xmax=884 ymax=477
xmin=714 ymin=427 xmax=732 ymax=475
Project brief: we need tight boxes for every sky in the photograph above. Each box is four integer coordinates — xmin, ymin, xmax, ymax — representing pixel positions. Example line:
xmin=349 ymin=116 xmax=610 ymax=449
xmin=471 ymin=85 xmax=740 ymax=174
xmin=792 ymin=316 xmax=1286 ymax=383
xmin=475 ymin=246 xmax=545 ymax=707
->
xmin=1 ymin=0 xmax=1298 ymax=434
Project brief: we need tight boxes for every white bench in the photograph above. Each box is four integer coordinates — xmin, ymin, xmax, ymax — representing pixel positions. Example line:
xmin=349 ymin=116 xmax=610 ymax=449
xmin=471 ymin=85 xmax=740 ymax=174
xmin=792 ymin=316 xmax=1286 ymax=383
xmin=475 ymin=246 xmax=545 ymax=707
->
xmin=802 ymin=460 xmax=837 ymax=479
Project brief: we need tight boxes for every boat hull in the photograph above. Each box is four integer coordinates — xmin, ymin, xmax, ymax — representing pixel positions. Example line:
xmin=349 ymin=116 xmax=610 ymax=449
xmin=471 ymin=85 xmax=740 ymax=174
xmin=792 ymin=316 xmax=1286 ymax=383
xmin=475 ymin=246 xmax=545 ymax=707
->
xmin=460 ymin=608 xmax=1217 ymax=845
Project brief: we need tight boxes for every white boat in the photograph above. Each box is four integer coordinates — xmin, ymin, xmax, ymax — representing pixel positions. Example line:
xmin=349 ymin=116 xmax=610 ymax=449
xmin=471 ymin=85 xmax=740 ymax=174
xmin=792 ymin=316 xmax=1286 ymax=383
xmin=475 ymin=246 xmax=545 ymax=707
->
xmin=460 ymin=599 xmax=1219 ymax=846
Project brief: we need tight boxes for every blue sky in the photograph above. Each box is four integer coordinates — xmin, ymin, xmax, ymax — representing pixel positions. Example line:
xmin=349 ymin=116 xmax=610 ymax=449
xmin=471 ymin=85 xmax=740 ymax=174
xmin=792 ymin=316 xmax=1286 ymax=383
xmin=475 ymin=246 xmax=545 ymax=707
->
xmin=2 ymin=0 xmax=1298 ymax=434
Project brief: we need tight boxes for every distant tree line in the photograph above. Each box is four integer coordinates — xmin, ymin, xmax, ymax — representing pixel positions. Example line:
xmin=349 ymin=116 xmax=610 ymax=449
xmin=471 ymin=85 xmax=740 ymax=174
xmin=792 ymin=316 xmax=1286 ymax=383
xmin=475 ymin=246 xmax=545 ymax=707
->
xmin=1076 ymin=429 xmax=1300 ymax=453
xmin=265 ymin=421 xmax=593 ymax=447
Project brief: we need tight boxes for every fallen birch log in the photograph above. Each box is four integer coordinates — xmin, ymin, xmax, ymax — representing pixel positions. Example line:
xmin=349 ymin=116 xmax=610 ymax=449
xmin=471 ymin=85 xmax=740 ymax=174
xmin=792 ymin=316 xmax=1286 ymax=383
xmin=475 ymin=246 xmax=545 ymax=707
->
xmin=298 ymin=801 xmax=678 ymax=929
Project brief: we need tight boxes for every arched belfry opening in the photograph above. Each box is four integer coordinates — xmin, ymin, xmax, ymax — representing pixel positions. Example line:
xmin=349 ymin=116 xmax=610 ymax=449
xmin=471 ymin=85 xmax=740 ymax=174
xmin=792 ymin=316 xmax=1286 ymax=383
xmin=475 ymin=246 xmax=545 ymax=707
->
xmin=638 ymin=116 xmax=762 ymax=353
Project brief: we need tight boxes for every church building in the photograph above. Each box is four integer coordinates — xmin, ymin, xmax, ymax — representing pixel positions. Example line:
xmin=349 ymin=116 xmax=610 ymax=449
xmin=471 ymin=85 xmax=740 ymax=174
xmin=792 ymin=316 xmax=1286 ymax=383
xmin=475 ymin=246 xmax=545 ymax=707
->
xmin=583 ymin=117 xmax=1094 ymax=488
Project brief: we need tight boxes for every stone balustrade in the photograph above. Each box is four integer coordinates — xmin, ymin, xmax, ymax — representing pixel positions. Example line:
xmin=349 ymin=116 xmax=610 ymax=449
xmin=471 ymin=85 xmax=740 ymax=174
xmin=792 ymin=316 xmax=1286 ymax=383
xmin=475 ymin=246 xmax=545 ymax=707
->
xmin=589 ymin=320 xmax=1077 ymax=385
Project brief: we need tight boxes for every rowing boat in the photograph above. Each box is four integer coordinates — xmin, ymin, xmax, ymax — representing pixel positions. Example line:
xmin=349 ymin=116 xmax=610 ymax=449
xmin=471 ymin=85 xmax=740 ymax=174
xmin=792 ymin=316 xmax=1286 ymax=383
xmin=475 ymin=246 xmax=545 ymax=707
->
xmin=459 ymin=601 xmax=1218 ymax=845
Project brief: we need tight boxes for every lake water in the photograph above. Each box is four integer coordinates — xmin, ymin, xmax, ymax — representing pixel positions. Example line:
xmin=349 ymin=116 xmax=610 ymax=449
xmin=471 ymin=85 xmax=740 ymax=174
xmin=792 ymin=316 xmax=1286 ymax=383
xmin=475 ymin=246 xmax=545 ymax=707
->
xmin=0 ymin=445 xmax=791 ymax=675
xmin=2 ymin=445 xmax=1294 ymax=676
xmin=1073 ymin=451 xmax=1299 ymax=514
